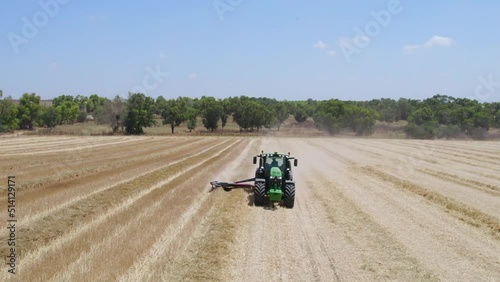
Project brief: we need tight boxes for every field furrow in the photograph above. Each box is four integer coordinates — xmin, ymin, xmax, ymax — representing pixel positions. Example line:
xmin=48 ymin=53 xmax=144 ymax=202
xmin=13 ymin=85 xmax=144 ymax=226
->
xmin=1 ymin=136 xmax=499 ymax=281
xmin=4 ymin=139 xmax=242 ymax=281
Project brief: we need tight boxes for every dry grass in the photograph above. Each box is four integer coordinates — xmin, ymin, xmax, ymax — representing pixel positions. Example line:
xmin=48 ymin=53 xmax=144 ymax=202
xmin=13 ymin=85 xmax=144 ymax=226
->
xmin=418 ymin=168 xmax=500 ymax=195
xmin=176 ymin=189 xmax=243 ymax=281
xmin=7 ymin=138 xmax=244 ymax=281
xmin=1 ymin=136 xmax=499 ymax=280
xmin=30 ymin=122 xmax=114 ymax=136
xmin=361 ymin=166 xmax=500 ymax=240
xmin=309 ymin=173 xmax=437 ymax=281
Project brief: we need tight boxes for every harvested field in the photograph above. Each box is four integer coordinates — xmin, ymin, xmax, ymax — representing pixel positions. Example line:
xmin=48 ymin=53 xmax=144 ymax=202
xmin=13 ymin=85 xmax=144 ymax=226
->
xmin=0 ymin=136 xmax=499 ymax=281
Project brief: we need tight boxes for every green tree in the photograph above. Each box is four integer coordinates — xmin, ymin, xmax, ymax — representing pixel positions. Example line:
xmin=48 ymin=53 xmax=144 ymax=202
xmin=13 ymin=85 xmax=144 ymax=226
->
xmin=368 ymin=98 xmax=399 ymax=122
xmin=160 ymin=97 xmax=187 ymax=134
xmin=52 ymin=95 xmax=74 ymax=108
xmin=405 ymin=106 xmax=438 ymax=139
xmin=495 ymin=109 xmax=500 ymax=128
xmin=343 ymin=105 xmax=379 ymax=135
xmin=155 ymin=96 xmax=168 ymax=115
xmin=74 ymin=95 xmax=88 ymax=112
xmin=18 ymin=93 xmax=41 ymax=129
xmin=40 ymin=105 xmax=59 ymax=129
xmin=313 ymin=99 xmax=345 ymax=134
xmin=230 ymin=96 xmax=272 ymax=131
xmin=77 ymin=111 xmax=87 ymax=122
xmin=0 ymin=95 xmax=19 ymax=132
xmin=186 ymin=107 xmax=197 ymax=132
xmin=220 ymin=99 xmax=230 ymax=131
xmin=252 ymin=102 xmax=273 ymax=131
xmin=124 ymin=93 xmax=156 ymax=135
xmin=408 ymin=106 xmax=435 ymax=125
xmin=231 ymin=96 xmax=253 ymax=131
xmin=87 ymin=94 xmax=106 ymax=113
xmin=199 ymin=96 xmax=222 ymax=131
xmin=294 ymin=105 xmax=308 ymax=123
xmin=56 ymin=101 xmax=80 ymax=124
xmin=404 ymin=122 xmax=438 ymax=139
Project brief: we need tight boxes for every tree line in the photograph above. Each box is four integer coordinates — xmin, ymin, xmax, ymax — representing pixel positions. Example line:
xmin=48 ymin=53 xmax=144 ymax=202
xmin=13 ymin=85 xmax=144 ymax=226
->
xmin=0 ymin=91 xmax=499 ymax=139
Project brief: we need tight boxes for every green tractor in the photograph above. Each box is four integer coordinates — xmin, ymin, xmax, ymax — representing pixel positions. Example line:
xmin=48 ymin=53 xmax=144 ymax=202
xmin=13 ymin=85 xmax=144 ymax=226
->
xmin=253 ymin=151 xmax=298 ymax=208
xmin=210 ymin=151 xmax=299 ymax=208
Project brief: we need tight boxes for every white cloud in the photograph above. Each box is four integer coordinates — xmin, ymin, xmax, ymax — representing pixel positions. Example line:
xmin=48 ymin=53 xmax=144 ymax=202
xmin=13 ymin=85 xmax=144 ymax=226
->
xmin=403 ymin=35 xmax=453 ymax=54
xmin=313 ymin=40 xmax=328 ymax=49
xmin=189 ymin=73 xmax=198 ymax=79
xmin=49 ymin=62 xmax=57 ymax=69
xmin=403 ymin=44 xmax=420 ymax=55
xmin=314 ymin=40 xmax=337 ymax=57
xmin=424 ymin=35 xmax=453 ymax=48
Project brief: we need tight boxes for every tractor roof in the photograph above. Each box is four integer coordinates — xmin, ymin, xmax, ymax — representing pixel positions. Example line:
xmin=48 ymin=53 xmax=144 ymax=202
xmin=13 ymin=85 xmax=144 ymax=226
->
xmin=264 ymin=152 xmax=285 ymax=156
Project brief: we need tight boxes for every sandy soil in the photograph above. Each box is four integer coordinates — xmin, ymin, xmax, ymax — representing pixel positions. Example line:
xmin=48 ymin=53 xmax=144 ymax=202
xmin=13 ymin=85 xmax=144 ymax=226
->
xmin=0 ymin=136 xmax=499 ymax=281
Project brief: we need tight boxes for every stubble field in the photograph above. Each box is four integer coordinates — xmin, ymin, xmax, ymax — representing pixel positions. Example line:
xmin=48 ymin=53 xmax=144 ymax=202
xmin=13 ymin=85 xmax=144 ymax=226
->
xmin=0 ymin=136 xmax=499 ymax=281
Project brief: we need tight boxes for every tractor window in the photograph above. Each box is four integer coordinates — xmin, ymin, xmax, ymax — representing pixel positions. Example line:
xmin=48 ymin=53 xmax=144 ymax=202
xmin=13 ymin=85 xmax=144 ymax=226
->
xmin=266 ymin=157 xmax=284 ymax=169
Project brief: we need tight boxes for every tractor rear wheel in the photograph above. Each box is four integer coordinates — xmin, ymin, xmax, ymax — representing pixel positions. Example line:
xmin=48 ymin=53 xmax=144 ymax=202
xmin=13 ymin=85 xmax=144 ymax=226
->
xmin=283 ymin=183 xmax=295 ymax=208
xmin=253 ymin=182 xmax=266 ymax=206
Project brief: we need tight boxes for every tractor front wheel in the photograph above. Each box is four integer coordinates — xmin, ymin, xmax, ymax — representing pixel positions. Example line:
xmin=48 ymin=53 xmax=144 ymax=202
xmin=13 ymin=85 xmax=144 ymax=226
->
xmin=254 ymin=182 xmax=266 ymax=206
xmin=283 ymin=183 xmax=295 ymax=208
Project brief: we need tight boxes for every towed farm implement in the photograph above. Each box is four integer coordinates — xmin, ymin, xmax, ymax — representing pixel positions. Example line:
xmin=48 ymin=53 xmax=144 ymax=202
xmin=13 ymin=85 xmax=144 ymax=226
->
xmin=210 ymin=151 xmax=298 ymax=208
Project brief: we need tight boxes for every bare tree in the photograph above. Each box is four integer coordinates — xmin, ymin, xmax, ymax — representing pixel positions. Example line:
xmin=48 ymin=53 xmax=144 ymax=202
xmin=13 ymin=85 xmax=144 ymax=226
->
xmin=94 ymin=95 xmax=124 ymax=132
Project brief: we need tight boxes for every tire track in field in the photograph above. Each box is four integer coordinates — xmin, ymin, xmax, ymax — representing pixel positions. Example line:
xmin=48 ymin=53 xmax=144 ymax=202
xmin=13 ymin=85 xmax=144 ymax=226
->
xmin=0 ymin=137 xmax=141 ymax=156
xmin=0 ymin=136 xmax=125 ymax=153
xmin=122 ymin=139 xmax=257 ymax=281
xmin=384 ymin=139 xmax=500 ymax=169
xmin=0 ymin=139 xmax=234 ymax=263
xmin=0 ymin=137 xmax=204 ymax=226
xmin=418 ymin=168 xmax=500 ymax=196
xmin=346 ymin=166 xmax=500 ymax=281
xmin=50 ymin=139 xmax=250 ymax=281
xmin=0 ymin=137 xmax=173 ymax=173
xmin=293 ymin=195 xmax=343 ymax=282
xmin=8 ymin=138 xmax=210 ymax=227
xmin=348 ymin=140 xmax=500 ymax=185
xmin=338 ymin=140 xmax=500 ymax=225
xmin=0 ymin=137 xmax=201 ymax=192
xmin=220 ymin=138 xmax=345 ymax=282
xmin=307 ymin=171 xmax=436 ymax=281
xmin=434 ymin=142 xmax=500 ymax=162
xmin=304 ymin=139 xmax=500 ymax=280
xmin=360 ymin=166 xmax=500 ymax=239
xmin=476 ymin=171 xmax=500 ymax=182
xmin=296 ymin=139 xmax=436 ymax=281
xmin=304 ymin=139 xmax=356 ymax=166
xmin=0 ymin=136 xmax=80 ymax=148
xmin=10 ymin=139 xmax=242 ymax=281
xmin=0 ymin=137 xmax=113 ymax=152
xmin=277 ymin=139 xmax=342 ymax=281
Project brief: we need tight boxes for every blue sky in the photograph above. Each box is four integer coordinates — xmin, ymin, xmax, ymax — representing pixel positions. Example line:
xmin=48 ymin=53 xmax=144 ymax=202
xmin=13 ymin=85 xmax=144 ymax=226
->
xmin=1 ymin=0 xmax=499 ymax=102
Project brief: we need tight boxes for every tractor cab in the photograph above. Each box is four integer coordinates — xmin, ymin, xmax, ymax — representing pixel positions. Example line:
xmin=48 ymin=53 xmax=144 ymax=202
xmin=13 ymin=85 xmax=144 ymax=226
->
xmin=252 ymin=151 xmax=298 ymax=208
xmin=264 ymin=154 xmax=285 ymax=177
